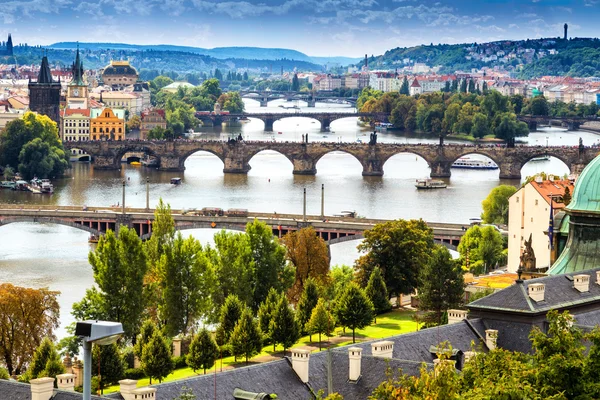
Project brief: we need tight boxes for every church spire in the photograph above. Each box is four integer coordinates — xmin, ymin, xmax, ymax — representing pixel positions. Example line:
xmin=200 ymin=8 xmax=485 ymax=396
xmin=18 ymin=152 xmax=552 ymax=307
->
xmin=70 ymin=43 xmax=85 ymax=86
xmin=37 ymin=54 xmax=54 ymax=84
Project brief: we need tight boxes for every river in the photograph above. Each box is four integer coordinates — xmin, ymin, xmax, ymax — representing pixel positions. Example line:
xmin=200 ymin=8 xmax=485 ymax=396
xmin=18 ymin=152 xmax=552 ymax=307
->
xmin=0 ymin=98 xmax=597 ymax=337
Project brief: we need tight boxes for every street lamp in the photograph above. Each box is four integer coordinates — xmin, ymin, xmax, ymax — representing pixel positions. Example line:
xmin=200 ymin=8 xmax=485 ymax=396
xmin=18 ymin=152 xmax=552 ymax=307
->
xmin=122 ymin=180 xmax=126 ymax=214
xmin=546 ymin=136 xmax=549 ymax=147
xmin=75 ymin=320 xmax=124 ymax=400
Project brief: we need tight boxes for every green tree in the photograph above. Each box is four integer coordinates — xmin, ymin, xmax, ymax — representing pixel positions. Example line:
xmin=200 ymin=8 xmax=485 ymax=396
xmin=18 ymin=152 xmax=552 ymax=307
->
xmin=27 ymin=338 xmax=65 ymax=382
xmin=481 ymin=185 xmax=517 ymax=224
xmin=296 ymin=278 xmax=319 ymax=340
xmin=0 ymin=112 xmax=69 ymax=180
xmin=92 ymin=343 xmax=124 ymax=394
xmin=246 ymin=220 xmax=290 ymax=311
xmin=334 ymin=282 xmax=374 ymax=343
xmin=134 ymin=320 xmax=157 ymax=360
xmin=271 ymin=296 xmax=300 ymax=355
xmin=152 ymin=76 xmax=174 ymax=91
xmin=141 ymin=330 xmax=174 ymax=384
xmin=494 ymin=112 xmax=529 ymax=147
xmin=400 ymin=76 xmax=410 ymax=95
xmin=529 ymin=95 xmax=549 ymax=116
xmin=160 ymin=233 xmax=216 ymax=337
xmin=365 ymin=266 xmax=390 ymax=321
xmin=470 ymin=113 xmax=488 ymax=138
xmin=87 ymin=227 xmax=147 ymax=341
xmin=214 ymin=69 xmax=223 ymax=81
xmin=216 ymin=295 xmax=243 ymax=345
xmin=258 ymin=289 xmax=283 ymax=348
xmin=322 ymin=265 xmax=354 ymax=302
xmin=458 ymin=225 xmax=505 ymax=274
xmin=187 ymin=328 xmax=218 ymax=374
xmin=305 ymin=298 xmax=333 ymax=350
xmin=217 ymin=92 xmax=245 ymax=113
xmin=418 ymin=246 xmax=464 ymax=326
xmin=0 ymin=367 xmax=8 ymax=380
xmin=356 ymin=219 xmax=435 ymax=300
xmin=230 ymin=308 xmax=263 ymax=364
xmin=292 ymin=73 xmax=300 ymax=91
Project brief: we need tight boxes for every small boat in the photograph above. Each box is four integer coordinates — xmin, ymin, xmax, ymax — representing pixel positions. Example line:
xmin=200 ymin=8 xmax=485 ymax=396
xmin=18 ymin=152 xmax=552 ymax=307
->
xmin=415 ymin=179 xmax=447 ymax=189
xmin=130 ymin=161 xmax=141 ymax=166
xmin=88 ymin=234 xmax=100 ymax=243
xmin=13 ymin=180 xmax=28 ymax=191
xmin=530 ymin=155 xmax=550 ymax=162
xmin=40 ymin=179 xmax=54 ymax=194
xmin=0 ymin=181 xmax=15 ymax=189
xmin=375 ymin=122 xmax=394 ymax=132
xmin=451 ymin=157 xmax=498 ymax=170
xmin=171 ymin=177 xmax=182 ymax=185
xmin=278 ymin=132 xmax=283 ymax=134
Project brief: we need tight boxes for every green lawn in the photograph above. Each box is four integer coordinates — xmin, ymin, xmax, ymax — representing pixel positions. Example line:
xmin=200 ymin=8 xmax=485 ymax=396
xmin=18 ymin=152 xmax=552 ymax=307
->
xmin=102 ymin=309 xmax=418 ymax=394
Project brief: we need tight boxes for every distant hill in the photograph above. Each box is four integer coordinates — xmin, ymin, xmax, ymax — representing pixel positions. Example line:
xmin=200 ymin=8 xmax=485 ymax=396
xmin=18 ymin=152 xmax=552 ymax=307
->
xmin=363 ymin=37 xmax=600 ymax=78
xmin=11 ymin=45 xmax=324 ymax=74
xmin=48 ymin=42 xmax=359 ymax=66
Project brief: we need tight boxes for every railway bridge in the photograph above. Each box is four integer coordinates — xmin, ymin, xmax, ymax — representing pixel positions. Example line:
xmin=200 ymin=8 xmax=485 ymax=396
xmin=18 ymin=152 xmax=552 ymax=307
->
xmin=63 ymin=140 xmax=598 ymax=179
xmin=0 ymin=205 xmax=469 ymax=249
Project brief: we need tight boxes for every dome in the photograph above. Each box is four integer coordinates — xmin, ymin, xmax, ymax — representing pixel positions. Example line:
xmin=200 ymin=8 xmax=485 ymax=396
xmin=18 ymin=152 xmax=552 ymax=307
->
xmin=567 ymin=154 xmax=600 ymax=214
xmin=102 ymin=61 xmax=138 ymax=77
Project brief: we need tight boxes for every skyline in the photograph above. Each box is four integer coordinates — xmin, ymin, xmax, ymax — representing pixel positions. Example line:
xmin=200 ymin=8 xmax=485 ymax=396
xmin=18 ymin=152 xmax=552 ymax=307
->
xmin=0 ymin=1 xmax=598 ymax=58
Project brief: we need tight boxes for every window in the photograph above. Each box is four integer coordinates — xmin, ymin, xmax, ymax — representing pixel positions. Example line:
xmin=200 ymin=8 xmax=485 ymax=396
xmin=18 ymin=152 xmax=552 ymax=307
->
xmin=531 ymin=217 xmax=533 ymax=222
xmin=535 ymin=200 xmax=538 ymax=205
xmin=516 ymin=197 xmax=519 ymax=203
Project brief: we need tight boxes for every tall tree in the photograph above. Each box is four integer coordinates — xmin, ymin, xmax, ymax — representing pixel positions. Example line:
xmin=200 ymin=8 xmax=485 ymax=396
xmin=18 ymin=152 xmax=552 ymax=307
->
xmin=92 ymin=343 xmax=124 ymax=394
xmin=230 ymin=308 xmax=263 ymax=364
xmin=356 ymin=219 xmax=435 ymax=300
xmin=216 ymin=295 xmax=243 ymax=346
xmin=87 ymin=227 xmax=147 ymax=341
xmin=400 ymin=77 xmax=410 ymax=95
xmin=214 ymin=69 xmax=223 ymax=81
xmin=365 ymin=266 xmax=391 ymax=322
xmin=281 ymin=227 xmax=330 ymax=303
xmin=27 ymin=337 xmax=65 ymax=382
xmin=213 ymin=231 xmax=255 ymax=309
xmin=246 ymin=220 xmax=290 ymax=311
xmin=0 ymin=283 xmax=59 ymax=375
xmin=257 ymin=288 xmax=283 ymax=348
xmin=334 ymin=283 xmax=374 ymax=343
xmin=296 ymin=278 xmax=319 ymax=340
xmin=458 ymin=225 xmax=505 ymax=274
xmin=134 ymin=320 xmax=157 ymax=360
xmin=141 ymin=330 xmax=174 ymax=384
xmin=271 ymin=296 xmax=300 ymax=356
xmin=481 ymin=185 xmax=518 ymax=224
xmin=160 ymin=233 xmax=215 ymax=337
xmin=322 ymin=265 xmax=355 ymax=302
xmin=418 ymin=246 xmax=464 ymax=326
xmin=305 ymin=298 xmax=333 ymax=350
xmin=187 ymin=328 xmax=218 ymax=374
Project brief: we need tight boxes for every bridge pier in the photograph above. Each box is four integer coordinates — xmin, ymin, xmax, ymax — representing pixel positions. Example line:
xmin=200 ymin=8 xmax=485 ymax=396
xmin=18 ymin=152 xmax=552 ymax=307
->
xmin=527 ymin=120 xmax=537 ymax=132
xmin=429 ymin=161 xmax=452 ymax=178
xmin=223 ymin=146 xmax=251 ymax=173
xmin=499 ymin=163 xmax=521 ymax=180
xmin=264 ymin=118 xmax=275 ymax=132
xmin=307 ymin=99 xmax=315 ymax=108
xmin=292 ymin=155 xmax=317 ymax=175
xmin=260 ymin=98 xmax=268 ymax=107
xmin=92 ymin=155 xmax=119 ymax=170
xmin=320 ymin=118 xmax=331 ymax=132
xmin=570 ymin=162 xmax=587 ymax=175
xmin=159 ymin=156 xmax=185 ymax=172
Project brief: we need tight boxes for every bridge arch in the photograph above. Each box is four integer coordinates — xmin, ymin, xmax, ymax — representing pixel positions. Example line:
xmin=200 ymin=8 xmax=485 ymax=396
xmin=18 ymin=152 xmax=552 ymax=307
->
xmin=113 ymin=145 xmax=163 ymax=169
xmin=245 ymin=148 xmax=294 ymax=171
xmin=0 ymin=217 xmax=101 ymax=236
xmin=450 ymin=151 xmax=503 ymax=170
xmin=67 ymin=147 xmax=92 ymax=162
xmin=179 ymin=147 xmax=226 ymax=170
xmin=381 ymin=150 xmax=434 ymax=173
xmin=314 ymin=149 xmax=365 ymax=173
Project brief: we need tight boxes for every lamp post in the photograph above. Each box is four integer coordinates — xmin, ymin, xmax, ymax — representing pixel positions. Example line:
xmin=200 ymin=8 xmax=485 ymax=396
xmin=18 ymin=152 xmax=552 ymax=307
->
xmin=546 ymin=136 xmax=549 ymax=147
xmin=145 ymin=176 xmax=150 ymax=211
xmin=122 ymin=180 xmax=126 ymax=214
xmin=303 ymin=188 xmax=307 ymax=222
xmin=75 ymin=321 xmax=124 ymax=400
xmin=321 ymin=184 xmax=325 ymax=220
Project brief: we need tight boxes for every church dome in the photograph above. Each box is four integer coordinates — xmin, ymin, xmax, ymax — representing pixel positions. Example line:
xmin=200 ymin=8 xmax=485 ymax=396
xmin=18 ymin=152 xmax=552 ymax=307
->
xmin=567 ymin=154 xmax=600 ymax=213
xmin=102 ymin=61 xmax=138 ymax=76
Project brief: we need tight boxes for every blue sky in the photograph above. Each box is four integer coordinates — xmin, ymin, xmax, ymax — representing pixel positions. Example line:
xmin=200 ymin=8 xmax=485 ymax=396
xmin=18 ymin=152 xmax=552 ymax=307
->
xmin=0 ymin=0 xmax=597 ymax=57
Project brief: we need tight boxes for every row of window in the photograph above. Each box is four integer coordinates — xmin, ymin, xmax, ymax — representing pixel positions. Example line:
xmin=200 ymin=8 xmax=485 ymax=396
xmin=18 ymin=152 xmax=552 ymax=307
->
xmin=64 ymin=129 xmax=89 ymax=135
xmin=92 ymin=127 xmax=122 ymax=133
xmin=65 ymin=121 xmax=89 ymax=127
xmin=65 ymin=136 xmax=89 ymax=142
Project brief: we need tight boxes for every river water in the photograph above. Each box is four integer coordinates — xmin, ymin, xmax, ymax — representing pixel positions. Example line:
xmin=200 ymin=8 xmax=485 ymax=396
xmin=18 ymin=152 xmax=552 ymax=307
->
xmin=1 ymin=98 xmax=597 ymax=337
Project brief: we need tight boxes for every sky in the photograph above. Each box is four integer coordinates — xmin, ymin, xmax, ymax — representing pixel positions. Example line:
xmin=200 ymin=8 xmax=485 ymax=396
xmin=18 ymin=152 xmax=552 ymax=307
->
xmin=0 ymin=0 xmax=598 ymax=57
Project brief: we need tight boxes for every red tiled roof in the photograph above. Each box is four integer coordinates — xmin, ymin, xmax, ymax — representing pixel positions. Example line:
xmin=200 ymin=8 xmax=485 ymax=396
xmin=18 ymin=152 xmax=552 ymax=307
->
xmin=410 ymin=79 xmax=421 ymax=87
xmin=142 ymin=109 xmax=165 ymax=119
xmin=530 ymin=179 xmax=575 ymax=209
xmin=64 ymin=108 xmax=90 ymax=117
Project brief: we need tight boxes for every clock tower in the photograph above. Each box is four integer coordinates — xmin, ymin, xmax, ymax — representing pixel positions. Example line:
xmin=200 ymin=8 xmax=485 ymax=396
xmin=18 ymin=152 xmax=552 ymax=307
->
xmin=66 ymin=46 xmax=88 ymax=109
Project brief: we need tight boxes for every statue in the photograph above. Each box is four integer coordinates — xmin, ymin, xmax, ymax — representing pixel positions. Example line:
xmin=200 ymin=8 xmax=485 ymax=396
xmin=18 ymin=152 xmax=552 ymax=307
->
xmin=369 ymin=131 xmax=377 ymax=145
xmin=520 ymin=233 xmax=537 ymax=272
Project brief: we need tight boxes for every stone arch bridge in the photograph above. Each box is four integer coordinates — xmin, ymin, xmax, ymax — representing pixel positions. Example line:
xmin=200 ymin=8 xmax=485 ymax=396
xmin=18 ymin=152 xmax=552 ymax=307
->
xmin=63 ymin=140 xmax=598 ymax=179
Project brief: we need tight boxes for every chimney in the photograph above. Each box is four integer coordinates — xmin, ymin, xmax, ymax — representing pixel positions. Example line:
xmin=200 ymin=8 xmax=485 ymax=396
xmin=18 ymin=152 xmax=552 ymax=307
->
xmin=463 ymin=351 xmax=477 ymax=363
xmin=291 ymin=349 xmax=310 ymax=383
xmin=447 ymin=309 xmax=468 ymax=325
xmin=72 ymin=358 xmax=83 ymax=388
xmin=485 ymin=329 xmax=498 ymax=350
xmin=132 ymin=387 xmax=157 ymax=399
xmin=30 ymin=377 xmax=55 ymax=400
xmin=119 ymin=379 xmax=138 ymax=400
xmin=528 ymin=283 xmax=545 ymax=302
xmin=574 ymin=274 xmax=590 ymax=292
xmin=371 ymin=340 xmax=394 ymax=359
xmin=62 ymin=354 xmax=72 ymax=373
xmin=56 ymin=373 xmax=75 ymax=392
xmin=348 ymin=347 xmax=362 ymax=382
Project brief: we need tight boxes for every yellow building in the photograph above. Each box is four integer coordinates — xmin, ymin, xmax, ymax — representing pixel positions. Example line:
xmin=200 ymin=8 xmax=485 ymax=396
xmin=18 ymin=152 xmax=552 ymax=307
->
xmin=90 ymin=107 xmax=125 ymax=141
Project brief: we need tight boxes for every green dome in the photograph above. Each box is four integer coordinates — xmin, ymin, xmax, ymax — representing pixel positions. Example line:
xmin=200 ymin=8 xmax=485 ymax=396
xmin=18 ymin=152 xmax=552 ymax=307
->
xmin=567 ymin=154 xmax=600 ymax=213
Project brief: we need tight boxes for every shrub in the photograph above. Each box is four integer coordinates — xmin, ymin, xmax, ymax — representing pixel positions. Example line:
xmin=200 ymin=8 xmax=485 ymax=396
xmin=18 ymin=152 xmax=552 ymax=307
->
xmin=173 ymin=356 xmax=187 ymax=369
xmin=124 ymin=368 xmax=146 ymax=380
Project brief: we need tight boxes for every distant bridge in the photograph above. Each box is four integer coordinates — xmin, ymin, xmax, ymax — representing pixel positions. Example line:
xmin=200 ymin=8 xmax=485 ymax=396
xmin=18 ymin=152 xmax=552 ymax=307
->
xmin=0 ymin=205 xmax=467 ymax=249
xmin=238 ymin=90 xmax=357 ymax=107
xmin=63 ymin=140 xmax=598 ymax=179
xmin=195 ymin=112 xmax=386 ymax=132
xmin=517 ymin=115 xmax=599 ymax=131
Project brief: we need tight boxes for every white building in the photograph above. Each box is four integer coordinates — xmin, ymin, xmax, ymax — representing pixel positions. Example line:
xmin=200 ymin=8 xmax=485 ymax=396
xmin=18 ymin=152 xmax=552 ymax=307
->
xmin=61 ymin=108 xmax=90 ymax=143
xmin=507 ymin=178 xmax=574 ymax=273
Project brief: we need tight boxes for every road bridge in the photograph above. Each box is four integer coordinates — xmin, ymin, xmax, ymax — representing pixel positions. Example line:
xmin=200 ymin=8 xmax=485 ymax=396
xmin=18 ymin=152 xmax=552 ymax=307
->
xmin=195 ymin=112 xmax=384 ymax=132
xmin=238 ymin=90 xmax=357 ymax=107
xmin=63 ymin=140 xmax=598 ymax=179
xmin=517 ymin=115 xmax=598 ymax=131
xmin=0 ymin=205 xmax=467 ymax=248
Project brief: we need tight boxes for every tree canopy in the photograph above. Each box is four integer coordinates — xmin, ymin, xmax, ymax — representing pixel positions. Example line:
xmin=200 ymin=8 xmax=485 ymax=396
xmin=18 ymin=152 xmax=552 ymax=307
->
xmin=481 ymin=185 xmax=517 ymax=224
xmin=334 ymin=282 xmax=374 ymax=343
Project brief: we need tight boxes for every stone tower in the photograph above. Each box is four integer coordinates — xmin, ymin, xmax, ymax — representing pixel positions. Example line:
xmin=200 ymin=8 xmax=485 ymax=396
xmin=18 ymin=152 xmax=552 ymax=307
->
xmin=28 ymin=55 xmax=61 ymax=124
xmin=6 ymin=34 xmax=12 ymax=55
xmin=564 ymin=23 xmax=568 ymax=40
